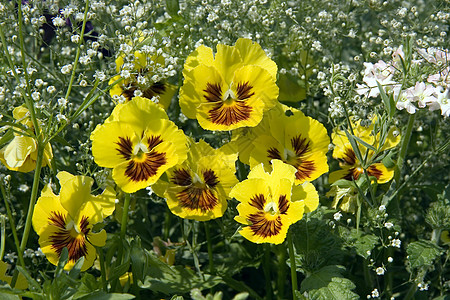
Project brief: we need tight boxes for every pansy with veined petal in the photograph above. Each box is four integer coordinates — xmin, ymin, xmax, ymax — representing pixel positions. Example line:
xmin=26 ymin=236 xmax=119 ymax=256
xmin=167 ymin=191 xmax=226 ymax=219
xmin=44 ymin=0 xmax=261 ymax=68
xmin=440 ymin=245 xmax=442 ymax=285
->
xmin=329 ymin=117 xmax=401 ymax=184
xmin=230 ymin=160 xmax=318 ymax=244
xmin=153 ymin=139 xmax=238 ymax=221
xmin=180 ymin=38 xmax=279 ymax=131
xmin=109 ymin=42 xmax=176 ymax=110
xmin=32 ymin=172 xmax=116 ymax=271
xmin=247 ymin=107 xmax=329 ymax=185
xmin=0 ymin=106 xmax=53 ymax=173
xmin=91 ymin=96 xmax=188 ymax=193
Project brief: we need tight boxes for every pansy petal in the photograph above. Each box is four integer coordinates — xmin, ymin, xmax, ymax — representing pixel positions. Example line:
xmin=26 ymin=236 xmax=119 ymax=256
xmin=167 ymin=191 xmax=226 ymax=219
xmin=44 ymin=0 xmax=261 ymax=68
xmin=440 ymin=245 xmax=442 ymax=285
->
xmin=32 ymin=193 xmax=66 ymax=236
xmin=214 ymin=44 xmax=243 ymax=82
xmin=234 ymin=38 xmax=277 ymax=80
xmin=60 ymin=175 xmax=94 ymax=219
xmin=180 ymin=64 xmax=226 ymax=120
xmin=183 ymin=44 xmax=214 ymax=76
xmin=91 ymin=122 xmax=135 ymax=168
xmin=292 ymin=182 xmax=319 ymax=213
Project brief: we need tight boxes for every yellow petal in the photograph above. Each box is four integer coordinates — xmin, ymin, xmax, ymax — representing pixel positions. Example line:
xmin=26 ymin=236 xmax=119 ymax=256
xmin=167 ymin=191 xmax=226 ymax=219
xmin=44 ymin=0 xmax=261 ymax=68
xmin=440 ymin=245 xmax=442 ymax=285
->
xmin=59 ymin=174 xmax=95 ymax=219
xmin=32 ymin=193 xmax=66 ymax=236
xmin=292 ymin=182 xmax=319 ymax=213
xmin=214 ymin=44 xmax=243 ymax=82
xmin=234 ymin=38 xmax=277 ymax=80
xmin=3 ymin=135 xmax=36 ymax=168
xmin=183 ymin=44 xmax=215 ymax=76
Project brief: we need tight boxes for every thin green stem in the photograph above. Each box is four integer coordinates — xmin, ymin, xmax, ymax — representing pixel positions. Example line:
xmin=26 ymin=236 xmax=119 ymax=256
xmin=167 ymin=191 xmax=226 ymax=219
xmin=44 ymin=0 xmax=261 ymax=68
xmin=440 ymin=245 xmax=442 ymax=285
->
xmin=395 ymin=114 xmax=416 ymax=183
xmin=287 ymin=230 xmax=298 ymax=299
xmin=0 ymin=181 xmax=24 ymax=267
xmin=64 ymin=0 xmax=90 ymax=101
xmin=11 ymin=144 xmax=45 ymax=287
xmin=263 ymin=245 xmax=273 ymax=300
xmin=204 ymin=222 xmax=214 ymax=274
xmin=16 ymin=0 xmax=40 ymax=138
xmin=120 ymin=193 xmax=131 ymax=240
xmin=97 ymin=246 xmax=108 ymax=292
xmin=19 ymin=146 xmax=44 ymax=254
xmin=0 ymin=215 xmax=5 ymax=261
xmin=276 ymin=245 xmax=287 ymax=300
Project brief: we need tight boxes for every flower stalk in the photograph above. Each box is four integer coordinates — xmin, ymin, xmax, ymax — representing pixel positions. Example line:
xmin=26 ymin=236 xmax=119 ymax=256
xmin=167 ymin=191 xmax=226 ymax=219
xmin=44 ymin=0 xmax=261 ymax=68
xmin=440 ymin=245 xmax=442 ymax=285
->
xmin=287 ymin=229 xmax=298 ymax=298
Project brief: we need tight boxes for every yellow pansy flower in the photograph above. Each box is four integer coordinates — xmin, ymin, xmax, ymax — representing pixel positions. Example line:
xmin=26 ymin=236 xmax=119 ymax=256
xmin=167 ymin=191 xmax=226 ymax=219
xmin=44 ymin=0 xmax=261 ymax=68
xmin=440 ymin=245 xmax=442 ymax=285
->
xmin=32 ymin=172 xmax=116 ymax=271
xmin=247 ymin=108 xmax=329 ymax=184
xmin=91 ymin=96 xmax=188 ymax=193
xmin=329 ymin=117 xmax=400 ymax=184
xmin=230 ymin=160 xmax=318 ymax=244
xmin=109 ymin=42 xmax=176 ymax=110
xmin=153 ymin=139 xmax=238 ymax=221
xmin=0 ymin=106 xmax=53 ymax=172
xmin=179 ymin=38 xmax=279 ymax=131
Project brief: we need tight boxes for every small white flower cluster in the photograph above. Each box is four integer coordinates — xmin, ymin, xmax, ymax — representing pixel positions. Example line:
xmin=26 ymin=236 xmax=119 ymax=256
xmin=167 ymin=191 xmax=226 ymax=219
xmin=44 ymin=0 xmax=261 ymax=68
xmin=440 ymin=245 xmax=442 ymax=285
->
xmin=356 ymin=46 xmax=450 ymax=117
xmin=367 ymin=288 xmax=379 ymax=299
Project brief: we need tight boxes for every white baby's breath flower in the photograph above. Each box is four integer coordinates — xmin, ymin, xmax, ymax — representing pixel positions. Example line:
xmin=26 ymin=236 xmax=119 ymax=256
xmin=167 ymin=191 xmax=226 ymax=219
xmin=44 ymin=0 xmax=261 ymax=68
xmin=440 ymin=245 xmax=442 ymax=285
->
xmin=18 ymin=184 xmax=29 ymax=192
xmin=94 ymin=71 xmax=106 ymax=81
xmin=376 ymin=267 xmax=385 ymax=275
xmin=384 ymin=222 xmax=394 ymax=229
xmin=52 ymin=16 xmax=66 ymax=27
xmin=61 ymin=64 xmax=72 ymax=75
xmin=58 ymin=98 xmax=68 ymax=107
xmin=71 ymin=35 xmax=81 ymax=43
xmin=120 ymin=69 xmax=131 ymax=79
xmin=47 ymin=86 xmax=56 ymax=93
xmin=391 ymin=238 xmax=401 ymax=248
xmin=333 ymin=211 xmax=342 ymax=221
xmin=56 ymin=114 xmax=68 ymax=122
xmin=31 ymin=91 xmax=40 ymax=101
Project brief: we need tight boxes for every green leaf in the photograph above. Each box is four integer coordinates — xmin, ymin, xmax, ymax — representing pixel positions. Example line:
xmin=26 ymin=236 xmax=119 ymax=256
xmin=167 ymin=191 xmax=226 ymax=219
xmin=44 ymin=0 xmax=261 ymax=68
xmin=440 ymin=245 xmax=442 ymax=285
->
xmin=69 ymin=257 xmax=85 ymax=279
xmin=165 ymin=0 xmax=180 ymax=17
xmin=55 ymin=248 xmax=69 ymax=278
xmin=0 ymin=292 xmax=20 ymax=300
xmin=300 ymin=265 xmax=358 ymax=300
xmin=0 ymin=129 xmax=14 ymax=146
xmin=307 ymin=277 xmax=359 ymax=300
xmin=352 ymin=232 xmax=379 ymax=259
xmin=352 ymin=135 xmax=376 ymax=152
xmin=344 ymin=129 xmax=363 ymax=165
xmin=130 ymin=239 xmax=148 ymax=283
xmin=77 ymin=291 xmax=135 ymax=300
xmin=377 ymin=81 xmax=391 ymax=117
xmin=382 ymin=151 xmax=396 ymax=168
xmin=407 ymin=240 xmax=443 ymax=269
xmin=330 ymin=179 xmax=355 ymax=188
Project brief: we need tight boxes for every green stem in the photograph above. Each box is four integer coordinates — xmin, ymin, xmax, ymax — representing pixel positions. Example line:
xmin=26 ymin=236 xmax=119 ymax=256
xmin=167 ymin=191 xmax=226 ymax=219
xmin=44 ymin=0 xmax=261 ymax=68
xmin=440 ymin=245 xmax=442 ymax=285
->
xmin=276 ymin=245 xmax=287 ymax=300
xmin=64 ymin=0 xmax=90 ymax=101
xmin=17 ymin=0 xmax=40 ymax=137
xmin=120 ymin=193 xmax=131 ymax=240
xmin=287 ymin=230 xmax=298 ymax=299
xmin=11 ymin=144 xmax=45 ymax=287
xmin=204 ymin=222 xmax=214 ymax=274
xmin=395 ymin=114 xmax=416 ymax=183
xmin=263 ymin=245 xmax=273 ymax=300
xmin=0 ymin=181 xmax=24 ymax=267
xmin=97 ymin=246 xmax=108 ymax=292
xmin=19 ymin=145 xmax=44 ymax=253
xmin=163 ymin=206 xmax=171 ymax=240
xmin=0 ymin=215 xmax=5 ymax=261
